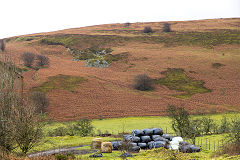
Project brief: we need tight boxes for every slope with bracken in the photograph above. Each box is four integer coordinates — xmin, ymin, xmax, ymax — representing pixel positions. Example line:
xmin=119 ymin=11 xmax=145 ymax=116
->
xmin=2 ymin=18 xmax=240 ymax=121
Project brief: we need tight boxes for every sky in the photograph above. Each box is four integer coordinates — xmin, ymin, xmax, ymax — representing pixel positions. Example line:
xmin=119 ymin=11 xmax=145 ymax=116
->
xmin=0 ymin=0 xmax=239 ymax=39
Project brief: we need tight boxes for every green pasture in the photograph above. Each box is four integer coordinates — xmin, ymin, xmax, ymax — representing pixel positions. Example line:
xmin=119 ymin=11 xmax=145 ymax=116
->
xmin=44 ymin=113 xmax=240 ymax=135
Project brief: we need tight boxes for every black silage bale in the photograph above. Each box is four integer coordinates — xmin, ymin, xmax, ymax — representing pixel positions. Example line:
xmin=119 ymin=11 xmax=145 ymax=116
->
xmin=129 ymin=142 xmax=138 ymax=147
xmin=138 ymin=143 xmax=147 ymax=149
xmin=152 ymin=128 xmax=163 ymax=135
xmin=147 ymin=141 xmax=155 ymax=149
xmin=152 ymin=136 xmax=168 ymax=142
xmin=132 ymin=129 xmax=144 ymax=136
xmin=190 ymin=145 xmax=201 ymax=152
xmin=143 ymin=128 xmax=154 ymax=135
xmin=129 ymin=146 xmax=140 ymax=153
xmin=112 ymin=141 xmax=122 ymax=150
xmin=162 ymin=134 xmax=171 ymax=141
xmin=179 ymin=141 xmax=189 ymax=146
xmin=179 ymin=144 xmax=200 ymax=153
xmin=132 ymin=136 xmax=141 ymax=143
xmin=140 ymin=136 xmax=151 ymax=143
xmin=152 ymin=135 xmax=161 ymax=140
xmin=123 ymin=135 xmax=132 ymax=141
xmin=154 ymin=141 xmax=166 ymax=148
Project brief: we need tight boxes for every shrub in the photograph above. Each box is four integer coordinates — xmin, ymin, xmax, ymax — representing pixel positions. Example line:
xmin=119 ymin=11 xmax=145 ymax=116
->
xmin=21 ymin=52 xmax=35 ymax=67
xmin=143 ymin=26 xmax=153 ymax=33
xmin=0 ymin=39 xmax=5 ymax=52
xmin=30 ymin=91 xmax=49 ymax=113
xmin=133 ymin=74 xmax=154 ymax=91
xmin=201 ymin=117 xmax=215 ymax=135
xmin=162 ymin=23 xmax=171 ymax=32
xmin=76 ymin=119 xmax=94 ymax=137
xmin=218 ymin=116 xmax=230 ymax=134
xmin=166 ymin=105 xmax=190 ymax=138
xmin=36 ymin=55 xmax=49 ymax=67
xmin=227 ymin=117 xmax=240 ymax=144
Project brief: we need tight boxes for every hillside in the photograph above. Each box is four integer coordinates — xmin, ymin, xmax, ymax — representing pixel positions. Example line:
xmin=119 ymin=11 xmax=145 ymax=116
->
xmin=2 ymin=18 xmax=240 ymax=121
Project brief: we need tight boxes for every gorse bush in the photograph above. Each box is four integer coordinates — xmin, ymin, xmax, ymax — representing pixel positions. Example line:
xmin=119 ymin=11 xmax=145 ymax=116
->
xmin=133 ymin=74 xmax=154 ymax=91
xmin=143 ymin=26 xmax=153 ymax=33
xmin=36 ymin=55 xmax=49 ymax=67
xmin=21 ymin=52 xmax=35 ymax=67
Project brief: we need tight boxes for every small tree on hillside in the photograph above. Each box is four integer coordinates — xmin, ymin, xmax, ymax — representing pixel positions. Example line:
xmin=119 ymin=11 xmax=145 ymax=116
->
xmin=166 ymin=105 xmax=190 ymax=137
xmin=134 ymin=74 xmax=154 ymax=91
xmin=0 ymin=39 xmax=5 ymax=52
xmin=21 ymin=52 xmax=35 ymax=67
xmin=36 ymin=55 xmax=49 ymax=67
xmin=162 ymin=23 xmax=171 ymax=32
xmin=143 ymin=27 xmax=153 ymax=33
xmin=75 ymin=119 xmax=94 ymax=137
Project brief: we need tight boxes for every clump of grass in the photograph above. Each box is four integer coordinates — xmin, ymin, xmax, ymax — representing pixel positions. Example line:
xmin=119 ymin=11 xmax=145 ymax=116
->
xmin=155 ymin=68 xmax=211 ymax=98
xmin=16 ymin=37 xmax=34 ymax=42
xmin=212 ymin=63 xmax=225 ymax=69
xmin=32 ymin=74 xmax=87 ymax=93
xmin=104 ymin=52 xmax=128 ymax=63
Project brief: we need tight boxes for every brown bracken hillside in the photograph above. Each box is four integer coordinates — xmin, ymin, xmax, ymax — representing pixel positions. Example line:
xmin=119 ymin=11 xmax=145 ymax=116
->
xmin=2 ymin=18 xmax=240 ymax=121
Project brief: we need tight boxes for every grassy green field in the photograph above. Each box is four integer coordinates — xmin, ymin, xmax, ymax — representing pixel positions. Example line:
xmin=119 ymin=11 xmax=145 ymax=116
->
xmin=26 ymin=113 xmax=240 ymax=159
xmin=44 ymin=113 xmax=239 ymax=135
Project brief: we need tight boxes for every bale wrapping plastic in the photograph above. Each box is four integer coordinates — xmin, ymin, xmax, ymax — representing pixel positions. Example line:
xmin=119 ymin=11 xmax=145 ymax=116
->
xmin=143 ymin=128 xmax=154 ymax=135
xmin=153 ymin=128 xmax=163 ymax=135
xmin=129 ymin=146 xmax=140 ymax=153
xmin=112 ymin=141 xmax=122 ymax=150
xmin=101 ymin=142 xmax=113 ymax=153
xmin=141 ymin=136 xmax=151 ymax=143
xmin=138 ymin=143 xmax=147 ymax=149
xmin=123 ymin=135 xmax=132 ymax=141
xmin=132 ymin=129 xmax=144 ymax=136
xmin=170 ymin=137 xmax=183 ymax=150
xmin=132 ymin=136 xmax=141 ymax=143
xmin=153 ymin=136 xmax=168 ymax=142
xmin=179 ymin=144 xmax=200 ymax=153
xmin=91 ymin=138 xmax=102 ymax=149
xmin=162 ymin=134 xmax=171 ymax=141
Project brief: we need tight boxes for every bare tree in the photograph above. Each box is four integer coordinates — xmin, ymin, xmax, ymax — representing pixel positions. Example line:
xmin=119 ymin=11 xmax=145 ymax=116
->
xmin=36 ymin=55 xmax=49 ymax=67
xmin=0 ymin=56 xmax=44 ymax=155
xmin=12 ymin=100 xmax=44 ymax=155
xmin=21 ymin=52 xmax=35 ymax=67
xmin=0 ymin=56 xmax=19 ymax=151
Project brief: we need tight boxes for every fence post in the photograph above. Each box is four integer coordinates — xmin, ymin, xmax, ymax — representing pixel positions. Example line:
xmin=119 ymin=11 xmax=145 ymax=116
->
xmin=205 ymin=138 xmax=207 ymax=150
xmin=214 ymin=141 xmax=215 ymax=151
xmin=209 ymin=139 xmax=211 ymax=150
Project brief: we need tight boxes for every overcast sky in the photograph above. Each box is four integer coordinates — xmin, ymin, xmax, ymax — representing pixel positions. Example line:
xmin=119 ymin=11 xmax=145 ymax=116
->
xmin=0 ymin=0 xmax=239 ymax=39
